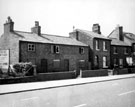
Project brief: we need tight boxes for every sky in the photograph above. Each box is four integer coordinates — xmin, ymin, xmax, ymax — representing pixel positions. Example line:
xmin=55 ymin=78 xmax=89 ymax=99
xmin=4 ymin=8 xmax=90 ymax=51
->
xmin=0 ymin=0 xmax=135 ymax=37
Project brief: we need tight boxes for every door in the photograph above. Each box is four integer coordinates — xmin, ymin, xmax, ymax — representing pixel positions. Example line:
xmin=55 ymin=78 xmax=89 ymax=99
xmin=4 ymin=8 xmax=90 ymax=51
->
xmin=64 ymin=59 xmax=69 ymax=71
xmin=41 ymin=59 xmax=48 ymax=73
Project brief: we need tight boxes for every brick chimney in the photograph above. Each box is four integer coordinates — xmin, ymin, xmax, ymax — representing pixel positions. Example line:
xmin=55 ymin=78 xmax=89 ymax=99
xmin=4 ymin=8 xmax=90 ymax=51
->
xmin=4 ymin=16 xmax=14 ymax=34
xmin=31 ymin=21 xmax=41 ymax=35
xmin=92 ymin=24 xmax=101 ymax=34
xmin=116 ymin=25 xmax=124 ymax=41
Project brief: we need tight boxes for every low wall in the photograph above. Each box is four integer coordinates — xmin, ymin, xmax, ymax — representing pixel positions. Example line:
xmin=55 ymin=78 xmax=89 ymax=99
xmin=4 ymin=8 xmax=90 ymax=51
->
xmin=118 ymin=68 xmax=129 ymax=75
xmin=37 ymin=71 xmax=76 ymax=81
xmin=0 ymin=71 xmax=76 ymax=84
xmin=82 ymin=69 xmax=108 ymax=78
xmin=0 ymin=76 xmax=37 ymax=85
xmin=129 ymin=68 xmax=135 ymax=73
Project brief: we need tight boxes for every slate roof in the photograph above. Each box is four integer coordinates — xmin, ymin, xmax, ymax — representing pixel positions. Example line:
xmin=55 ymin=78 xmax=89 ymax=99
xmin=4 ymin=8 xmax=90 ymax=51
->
xmin=75 ymin=29 xmax=110 ymax=40
xmin=14 ymin=31 xmax=88 ymax=46
xmin=110 ymin=38 xmax=130 ymax=46
xmin=123 ymin=32 xmax=135 ymax=43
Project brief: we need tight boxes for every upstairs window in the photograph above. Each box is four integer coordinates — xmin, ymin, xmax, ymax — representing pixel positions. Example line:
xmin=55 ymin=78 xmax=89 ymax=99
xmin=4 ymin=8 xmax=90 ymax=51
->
xmin=28 ymin=44 xmax=35 ymax=51
xmin=95 ymin=40 xmax=99 ymax=50
xmin=79 ymin=47 xmax=84 ymax=54
xmin=103 ymin=41 xmax=107 ymax=51
xmin=51 ymin=45 xmax=60 ymax=54
xmin=113 ymin=47 xmax=117 ymax=54
xmin=124 ymin=47 xmax=128 ymax=54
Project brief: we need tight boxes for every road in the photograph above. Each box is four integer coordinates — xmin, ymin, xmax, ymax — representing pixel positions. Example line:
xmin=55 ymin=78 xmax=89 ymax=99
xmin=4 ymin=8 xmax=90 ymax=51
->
xmin=0 ymin=74 xmax=135 ymax=107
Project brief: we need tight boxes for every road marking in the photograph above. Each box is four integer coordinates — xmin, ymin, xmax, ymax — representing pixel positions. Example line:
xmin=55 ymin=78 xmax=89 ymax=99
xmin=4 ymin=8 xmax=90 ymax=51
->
xmin=21 ymin=97 xmax=39 ymax=101
xmin=112 ymin=83 xmax=119 ymax=86
xmin=73 ymin=103 xmax=87 ymax=107
xmin=118 ymin=90 xmax=135 ymax=96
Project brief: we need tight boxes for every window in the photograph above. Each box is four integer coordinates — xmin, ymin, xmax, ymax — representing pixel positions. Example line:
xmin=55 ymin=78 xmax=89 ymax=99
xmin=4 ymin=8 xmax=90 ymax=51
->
xmin=126 ymin=57 xmax=133 ymax=66
xmin=28 ymin=44 xmax=35 ymax=51
xmin=95 ymin=55 xmax=99 ymax=68
xmin=119 ymin=59 xmax=123 ymax=68
xmin=51 ymin=45 xmax=60 ymax=53
xmin=113 ymin=58 xmax=118 ymax=66
xmin=103 ymin=41 xmax=107 ymax=51
xmin=95 ymin=40 xmax=99 ymax=50
xmin=124 ymin=47 xmax=128 ymax=54
xmin=103 ymin=56 xmax=108 ymax=68
xmin=113 ymin=47 xmax=117 ymax=54
xmin=79 ymin=47 xmax=84 ymax=54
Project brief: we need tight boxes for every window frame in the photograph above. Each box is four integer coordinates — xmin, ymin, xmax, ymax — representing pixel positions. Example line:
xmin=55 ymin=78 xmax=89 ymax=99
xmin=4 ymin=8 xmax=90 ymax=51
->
xmin=51 ymin=45 xmax=60 ymax=54
xmin=95 ymin=40 xmax=100 ymax=50
xmin=103 ymin=41 xmax=107 ymax=51
xmin=79 ymin=47 xmax=84 ymax=54
xmin=28 ymin=43 xmax=35 ymax=52
xmin=124 ymin=47 xmax=128 ymax=54
xmin=103 ymin=56 xmax=108 ymax=68
xmin=113 ymin=46 xmax=118 ymax=54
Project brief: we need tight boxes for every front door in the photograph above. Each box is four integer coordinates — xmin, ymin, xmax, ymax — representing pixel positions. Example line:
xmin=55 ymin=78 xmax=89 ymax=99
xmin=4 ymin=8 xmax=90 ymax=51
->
xmin=41 ymin=59 xmax=48 ymax=73
xmin=64 ymin=59 xmax=69 ymax=71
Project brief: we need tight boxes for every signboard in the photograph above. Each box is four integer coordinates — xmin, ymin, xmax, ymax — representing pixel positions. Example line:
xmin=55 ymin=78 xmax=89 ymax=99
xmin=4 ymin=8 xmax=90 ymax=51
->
xmin=0 ymin=49 xmax=9 ymax=69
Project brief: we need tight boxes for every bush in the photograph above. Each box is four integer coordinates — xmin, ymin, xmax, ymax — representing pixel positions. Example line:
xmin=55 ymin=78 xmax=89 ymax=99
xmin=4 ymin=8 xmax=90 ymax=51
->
xmin=13 ymin=62 xmax=33 ymax=77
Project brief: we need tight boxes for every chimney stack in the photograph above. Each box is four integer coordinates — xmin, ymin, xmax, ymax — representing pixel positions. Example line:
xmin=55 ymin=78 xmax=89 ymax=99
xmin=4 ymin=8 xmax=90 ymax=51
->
xmin=92 ymin=23 xmax=101 ymax=34
xmin=4 ymin=16 xmax=14 ymax=34
xmin=116 ymin=25 xmax=123 ymax=41
xmin=31 ymin=21 xmax=41 ymax=35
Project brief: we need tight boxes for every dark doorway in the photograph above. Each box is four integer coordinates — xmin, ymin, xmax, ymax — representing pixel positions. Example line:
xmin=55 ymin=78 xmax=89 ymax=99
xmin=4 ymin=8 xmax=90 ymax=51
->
xmin=41 ymin=59 xmax=48 ymax=73
xmin=64 ymin=59 xmax=69 ymax=71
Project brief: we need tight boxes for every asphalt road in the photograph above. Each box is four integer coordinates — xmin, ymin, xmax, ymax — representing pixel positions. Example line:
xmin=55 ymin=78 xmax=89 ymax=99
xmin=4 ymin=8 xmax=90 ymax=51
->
xmin=0 ymin=74 xmax=135 ymax=107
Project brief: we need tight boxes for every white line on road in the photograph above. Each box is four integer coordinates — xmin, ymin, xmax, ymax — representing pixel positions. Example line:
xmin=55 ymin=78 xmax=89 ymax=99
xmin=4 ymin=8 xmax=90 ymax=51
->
xmin=21 ymin=97 xmax=39 ymax=101
xmin=112 ymin=83 xmax=119 ymax=86
xmin=118 ymin=90 xmax=135 ymax=96
xmin=73 ymin=104 xmax=87 ymax=107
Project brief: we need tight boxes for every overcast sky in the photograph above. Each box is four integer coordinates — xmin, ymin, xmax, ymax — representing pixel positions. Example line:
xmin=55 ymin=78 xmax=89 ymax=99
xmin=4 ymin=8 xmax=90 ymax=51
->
xmin=0 ymin=0 xmax=135 ymax=37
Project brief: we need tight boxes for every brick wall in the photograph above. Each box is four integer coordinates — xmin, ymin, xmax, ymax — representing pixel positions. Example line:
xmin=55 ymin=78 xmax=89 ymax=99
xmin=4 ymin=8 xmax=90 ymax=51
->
xmin=93 ymin=38 xmax=111 ymax=69
xmin=19 ymin=41 xmax=89 ymax=73
xmin=70 ymin=31 xmax=111 ymax=69
xmin=110 ymin=45 xmax=132 ymax=68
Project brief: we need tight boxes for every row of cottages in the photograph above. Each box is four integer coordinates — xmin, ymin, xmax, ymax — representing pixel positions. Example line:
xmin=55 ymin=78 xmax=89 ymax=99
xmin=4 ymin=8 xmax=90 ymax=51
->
xmin=108 ymin=25 xmax=135 ymax=68
xmin=69 ymin=24 xmax=111 ymax=70
xmin=0 ymin=17 xmax=90 ymax=73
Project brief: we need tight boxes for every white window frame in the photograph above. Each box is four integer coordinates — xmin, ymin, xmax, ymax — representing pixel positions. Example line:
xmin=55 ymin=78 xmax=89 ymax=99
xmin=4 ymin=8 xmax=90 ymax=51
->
xmin=124 ymin=47 xmax=128 ymax=54
xmin=51 ymin=45 xmax=60 ymax=54
xmin=28 ymin=43 xmax=35 ymax=51
xmin=103 ymin=56 xmax=108 ymax=68
xmin=113 ymin=47 xmax=117 ymax=54
xmin=96 ymin=40 xmax=99 ymax=50
xmin=119 ymin=59 xmax=123 ymax=68
xmin=103 ymin=41 xmax=107 ymax=51
xmin=79 ymin=47 xmax=84 ymax=54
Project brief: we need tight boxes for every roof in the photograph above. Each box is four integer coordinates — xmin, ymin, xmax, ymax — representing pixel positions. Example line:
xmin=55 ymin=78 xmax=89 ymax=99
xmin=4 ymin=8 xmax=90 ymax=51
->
xmin=123 ymin=32 xmax=135 ymax=43
xmin=75 ymin=29 xmax=110 ymax=40
xmin=14 ymin=31 xmax=88 ymax=47
xmin=110 ymin=38 xmax=130 ymax=46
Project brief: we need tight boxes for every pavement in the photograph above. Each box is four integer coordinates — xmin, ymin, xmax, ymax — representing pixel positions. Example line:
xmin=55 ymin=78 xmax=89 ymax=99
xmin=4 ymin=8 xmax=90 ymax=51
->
xmin=0 ymin=74 xmax=135 ymax=107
